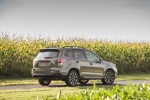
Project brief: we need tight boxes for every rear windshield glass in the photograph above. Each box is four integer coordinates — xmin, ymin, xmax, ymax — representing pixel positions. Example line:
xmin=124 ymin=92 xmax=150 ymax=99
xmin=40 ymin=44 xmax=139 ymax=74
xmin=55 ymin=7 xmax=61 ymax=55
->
xmin=36 ymin=49 xmax=59 ymax=59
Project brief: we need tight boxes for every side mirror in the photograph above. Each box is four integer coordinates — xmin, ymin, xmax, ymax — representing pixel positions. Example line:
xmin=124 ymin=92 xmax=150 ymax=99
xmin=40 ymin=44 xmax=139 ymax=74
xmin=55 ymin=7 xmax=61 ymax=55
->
xmin=94 ymin=59 xmax=101 ymax=63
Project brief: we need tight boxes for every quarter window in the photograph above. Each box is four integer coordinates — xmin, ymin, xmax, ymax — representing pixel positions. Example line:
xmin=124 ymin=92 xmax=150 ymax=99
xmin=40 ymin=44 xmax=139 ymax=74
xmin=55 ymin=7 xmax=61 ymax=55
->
xmin=64 ymin=50 xmax=74 ymax=58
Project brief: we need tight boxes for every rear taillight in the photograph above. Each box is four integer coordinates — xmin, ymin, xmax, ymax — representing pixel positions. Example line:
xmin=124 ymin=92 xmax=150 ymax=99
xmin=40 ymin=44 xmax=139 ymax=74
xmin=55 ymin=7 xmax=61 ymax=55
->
xmin=57 ymin=58 xmax=65 ymax=65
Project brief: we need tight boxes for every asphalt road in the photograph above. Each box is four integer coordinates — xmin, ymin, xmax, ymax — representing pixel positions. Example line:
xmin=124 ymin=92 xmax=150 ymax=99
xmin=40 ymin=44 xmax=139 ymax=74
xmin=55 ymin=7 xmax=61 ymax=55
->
xmin=0 ymin=80 xmax=150 ymax=90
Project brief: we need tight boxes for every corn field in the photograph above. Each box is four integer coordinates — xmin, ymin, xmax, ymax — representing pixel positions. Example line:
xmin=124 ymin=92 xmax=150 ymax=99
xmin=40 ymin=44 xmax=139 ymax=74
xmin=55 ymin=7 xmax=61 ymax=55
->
xmin=0 ymin=34 xmax=150 ymax=78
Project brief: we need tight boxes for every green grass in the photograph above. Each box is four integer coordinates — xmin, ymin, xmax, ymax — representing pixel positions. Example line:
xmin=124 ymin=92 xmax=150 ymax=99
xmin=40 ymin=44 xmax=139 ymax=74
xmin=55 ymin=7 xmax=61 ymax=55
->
xmin=0 ymin=78 xmax=37 ymax=86
xmin=0 ymin=84 xmax=112 ymax=100
xmin=0 ymin=88 xmax=68 ymax=100
xmin=54 ymin=83 xmax=150 ymax=100
xmin=0 ymin=74 xmax=150 ymax=86
xmin=0 ymin=78 xmax=63 ymax=86
xmin=0 ymin=74 xmax=150 ymax=100
xmin=0 ymin=83 xmax=150 ymax=100
xmin=117 ymin=73 xmax=150 ymax=80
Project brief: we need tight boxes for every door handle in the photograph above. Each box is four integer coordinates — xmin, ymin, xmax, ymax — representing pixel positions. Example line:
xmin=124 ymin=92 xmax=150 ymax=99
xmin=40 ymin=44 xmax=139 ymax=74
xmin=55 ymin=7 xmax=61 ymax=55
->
xmin=76 ymin=61 xmax=79 ymax=63
xmin=90 ymin=62 xmax=93 ymax=65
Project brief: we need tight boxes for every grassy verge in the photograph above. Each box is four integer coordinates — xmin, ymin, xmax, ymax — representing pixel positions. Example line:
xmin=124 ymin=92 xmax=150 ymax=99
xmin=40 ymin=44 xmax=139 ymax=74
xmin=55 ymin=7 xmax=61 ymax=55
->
xmin=0 ymin=87 xmax=79 ymax=100
xmin=0 ymin=84 xmax=113 ymax=100
xmin=0 ymin=83 xmax=149 ymax=100
xmin=0 ymin=78 xmax=64 ymax=86
xmin=117 ymin=73 xmax=150 ymax=80
xmin=0 ymin=74 xmax=150 ymax=86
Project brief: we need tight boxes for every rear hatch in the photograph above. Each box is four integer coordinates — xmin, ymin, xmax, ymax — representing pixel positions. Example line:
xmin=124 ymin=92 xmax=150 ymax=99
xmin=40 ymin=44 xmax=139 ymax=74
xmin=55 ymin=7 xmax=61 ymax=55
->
xmin=33 ymin=48 xmax=60 ymax=68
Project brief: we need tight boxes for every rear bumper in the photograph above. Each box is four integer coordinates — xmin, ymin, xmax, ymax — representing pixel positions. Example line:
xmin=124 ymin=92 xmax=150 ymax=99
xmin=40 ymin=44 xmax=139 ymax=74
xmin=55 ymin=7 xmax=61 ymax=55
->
xmin=31 ymin=68 xmax=67 ymax=80
xmin=32 ymin=74 xmax=67 ymax=80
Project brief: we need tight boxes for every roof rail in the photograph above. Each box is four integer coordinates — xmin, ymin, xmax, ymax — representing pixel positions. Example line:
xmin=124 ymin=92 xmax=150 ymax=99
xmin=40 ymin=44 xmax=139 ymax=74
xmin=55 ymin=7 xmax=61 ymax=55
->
xmin=63 ymin=46 xmax=84 ymax=49
xmin=46 ymin=46 xmax=59 ymax=48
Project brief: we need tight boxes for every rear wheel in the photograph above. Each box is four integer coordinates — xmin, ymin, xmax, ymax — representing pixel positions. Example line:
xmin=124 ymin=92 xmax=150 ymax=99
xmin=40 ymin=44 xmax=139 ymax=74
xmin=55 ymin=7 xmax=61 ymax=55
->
xmin=101 ymin=70 xmax=115 ymax=85
xmin=38 ymin=79 xmax=51 ymax=86
xmin=79 ymin=79 xmax=89 ymax=85
xmin=66 ymin=70 xmax=79 ymax=87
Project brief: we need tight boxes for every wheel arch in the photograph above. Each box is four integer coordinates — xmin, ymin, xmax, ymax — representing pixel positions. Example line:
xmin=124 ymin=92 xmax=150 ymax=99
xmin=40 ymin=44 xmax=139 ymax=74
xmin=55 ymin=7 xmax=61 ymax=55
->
xmin=105 ymin=68 xmax=117 ymax=78
xmin=68 ymin=68 xmax=80 ymax=76
xmin=106 ymin=68 xmax=115 ymax=72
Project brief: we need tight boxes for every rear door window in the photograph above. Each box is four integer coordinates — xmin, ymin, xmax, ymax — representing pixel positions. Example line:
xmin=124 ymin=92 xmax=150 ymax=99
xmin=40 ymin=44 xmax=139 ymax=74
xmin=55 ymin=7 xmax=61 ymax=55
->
xmin=36 ymin=49 xmax=59 ymax=59
xmin=73 ymin=49 xmax=86 ymax=60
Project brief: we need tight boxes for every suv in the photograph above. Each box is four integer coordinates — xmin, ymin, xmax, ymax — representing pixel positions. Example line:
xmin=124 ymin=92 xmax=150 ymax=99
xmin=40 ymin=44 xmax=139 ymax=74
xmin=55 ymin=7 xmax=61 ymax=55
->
xmin=31 ymin=46 xmax=117 ymax=86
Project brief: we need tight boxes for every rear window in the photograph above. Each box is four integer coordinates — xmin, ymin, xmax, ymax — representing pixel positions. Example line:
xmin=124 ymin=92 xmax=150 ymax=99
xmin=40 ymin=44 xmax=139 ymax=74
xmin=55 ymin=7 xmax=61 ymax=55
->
xmin=36 ymin=49 xmax=59 ymax=59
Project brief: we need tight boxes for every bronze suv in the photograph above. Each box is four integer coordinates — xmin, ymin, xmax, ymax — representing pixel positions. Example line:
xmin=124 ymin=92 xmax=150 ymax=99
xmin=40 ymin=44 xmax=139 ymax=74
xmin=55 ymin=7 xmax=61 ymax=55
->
xmin=31 ymin=46 xmax=117 ymax=86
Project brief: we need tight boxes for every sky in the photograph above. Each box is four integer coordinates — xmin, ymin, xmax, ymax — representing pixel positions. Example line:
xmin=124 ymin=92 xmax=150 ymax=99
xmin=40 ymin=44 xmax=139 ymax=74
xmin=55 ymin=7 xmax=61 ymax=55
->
xmin=0 ymin=0 xmax=150 ymax=41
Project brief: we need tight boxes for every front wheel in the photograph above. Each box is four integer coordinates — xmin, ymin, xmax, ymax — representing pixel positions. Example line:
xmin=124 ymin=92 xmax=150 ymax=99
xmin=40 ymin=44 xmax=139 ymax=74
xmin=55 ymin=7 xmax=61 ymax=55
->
xmin=79 ymin=79 xmax=89 ymax=85
xmin=38 ymin=79 xmax=51 ymax=86
xmin=101 ymin=70 xmax=115 ymax=85
xmin=65 ymin=70 xmax=79 ymax=87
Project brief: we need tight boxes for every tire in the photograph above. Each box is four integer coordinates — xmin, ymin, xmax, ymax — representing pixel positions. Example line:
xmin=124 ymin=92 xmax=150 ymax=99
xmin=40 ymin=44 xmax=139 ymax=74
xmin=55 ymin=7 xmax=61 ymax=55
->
xmin=65 ymin=70 xmax=79 ymax=87
xmin=101 ymin=70 xmax=115 ymax=85
xmin=38 ymin=79 xmax=51 ymax=86
xmin=79 ymin=79 xmax=89 ymax=85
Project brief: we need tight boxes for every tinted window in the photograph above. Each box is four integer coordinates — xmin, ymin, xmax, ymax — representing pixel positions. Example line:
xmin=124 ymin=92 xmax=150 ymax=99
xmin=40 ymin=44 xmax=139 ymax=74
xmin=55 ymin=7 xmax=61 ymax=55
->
xmin=36 ymin=49 xmax=59 ymax=59
xmin=85 ymin=50 xmax=99 ymax=61
xmin=73 ymin=49 xmax=86 ymax=60
xmin=64 ymin=49 xmax=74 ymax=58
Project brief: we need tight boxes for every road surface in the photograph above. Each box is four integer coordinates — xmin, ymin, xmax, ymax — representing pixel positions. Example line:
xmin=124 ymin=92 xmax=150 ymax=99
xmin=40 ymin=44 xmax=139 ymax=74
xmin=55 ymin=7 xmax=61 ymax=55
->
xmin=0 ymin=80 xmax=150 ymax=90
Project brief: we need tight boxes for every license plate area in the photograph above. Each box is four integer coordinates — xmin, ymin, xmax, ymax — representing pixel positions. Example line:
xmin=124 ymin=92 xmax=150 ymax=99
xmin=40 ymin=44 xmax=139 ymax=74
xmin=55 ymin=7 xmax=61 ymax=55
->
xmin=39 ymin=62 xmax=50 ymax=67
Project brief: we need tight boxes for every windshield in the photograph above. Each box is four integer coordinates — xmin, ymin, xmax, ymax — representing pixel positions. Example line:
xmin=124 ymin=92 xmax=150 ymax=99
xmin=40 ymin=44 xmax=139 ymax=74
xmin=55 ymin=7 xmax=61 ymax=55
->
xmin=36 ymin=50 xmax=59 ymax=59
